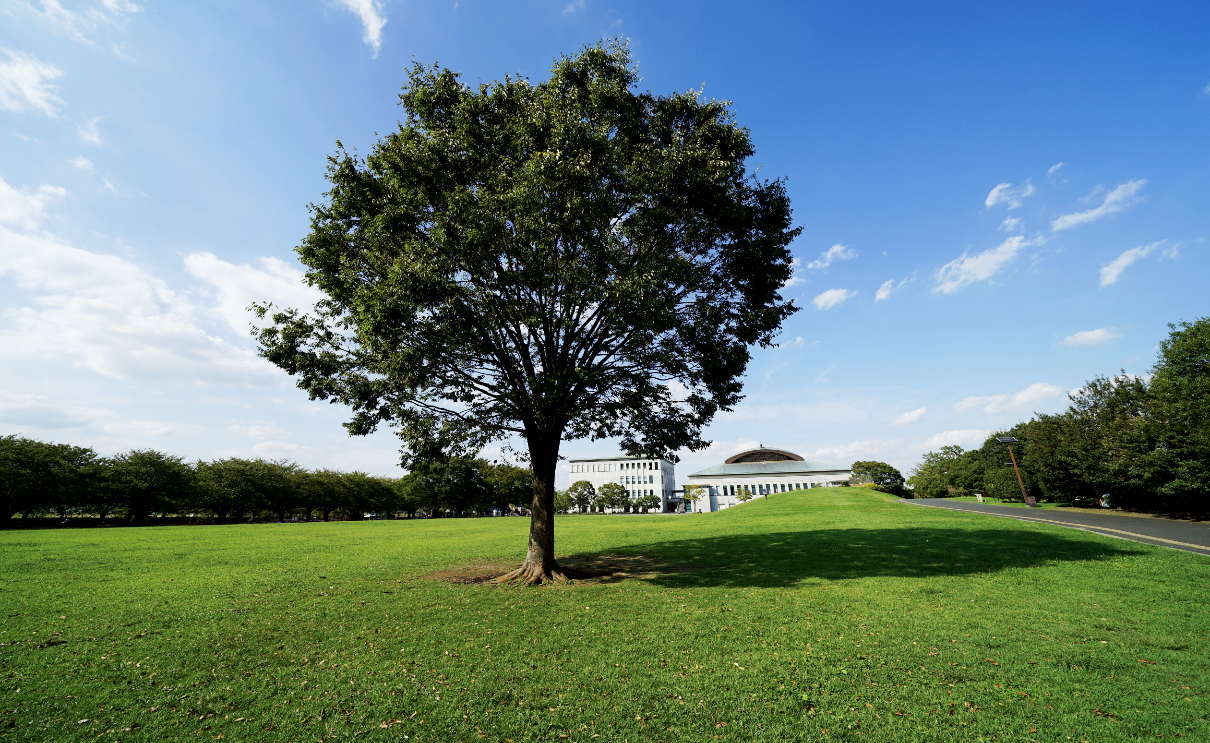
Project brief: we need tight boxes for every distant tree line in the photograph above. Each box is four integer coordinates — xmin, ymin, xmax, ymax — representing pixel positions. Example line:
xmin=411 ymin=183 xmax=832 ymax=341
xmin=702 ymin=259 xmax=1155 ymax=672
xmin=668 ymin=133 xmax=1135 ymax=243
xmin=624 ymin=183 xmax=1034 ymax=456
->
xmin=907 ymin=318 xmax=1209 ymax=515
xmin=0 ymin=443 xmax=537 ymax=527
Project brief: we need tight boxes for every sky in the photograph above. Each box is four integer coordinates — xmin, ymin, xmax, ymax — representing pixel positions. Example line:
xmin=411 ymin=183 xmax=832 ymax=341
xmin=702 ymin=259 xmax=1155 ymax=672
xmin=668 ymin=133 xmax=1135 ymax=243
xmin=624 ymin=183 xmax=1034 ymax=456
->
xmin=2 ymin=1 xmax=1208 ymax=488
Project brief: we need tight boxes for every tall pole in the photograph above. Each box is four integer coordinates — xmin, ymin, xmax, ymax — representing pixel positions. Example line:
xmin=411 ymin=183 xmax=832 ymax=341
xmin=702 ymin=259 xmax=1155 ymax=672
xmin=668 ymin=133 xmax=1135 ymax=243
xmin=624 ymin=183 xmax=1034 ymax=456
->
xmin=1005 ymin=444 xmax=1037 ymax=508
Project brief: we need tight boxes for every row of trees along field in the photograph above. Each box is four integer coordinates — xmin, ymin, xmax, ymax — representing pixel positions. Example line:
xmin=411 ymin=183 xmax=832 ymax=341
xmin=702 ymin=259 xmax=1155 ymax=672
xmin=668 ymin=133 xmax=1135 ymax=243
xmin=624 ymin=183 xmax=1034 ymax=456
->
xmin=0 ymin=443 xmax=538 ymax=526
xmin=907 ymin=318 xmax=1209 ymax=515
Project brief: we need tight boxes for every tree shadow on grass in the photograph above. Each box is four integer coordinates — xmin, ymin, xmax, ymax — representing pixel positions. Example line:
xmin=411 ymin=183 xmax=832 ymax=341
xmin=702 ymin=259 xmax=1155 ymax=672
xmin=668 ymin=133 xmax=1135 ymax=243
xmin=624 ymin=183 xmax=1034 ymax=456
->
xmin=563 ymin=527 xmax=1146 ymax=589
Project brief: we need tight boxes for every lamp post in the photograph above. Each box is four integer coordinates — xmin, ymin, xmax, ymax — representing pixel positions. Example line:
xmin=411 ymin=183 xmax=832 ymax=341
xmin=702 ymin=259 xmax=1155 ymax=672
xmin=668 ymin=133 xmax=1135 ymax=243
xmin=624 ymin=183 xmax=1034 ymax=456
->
xmin=996 ymin=436 xmax=1037 ymax=508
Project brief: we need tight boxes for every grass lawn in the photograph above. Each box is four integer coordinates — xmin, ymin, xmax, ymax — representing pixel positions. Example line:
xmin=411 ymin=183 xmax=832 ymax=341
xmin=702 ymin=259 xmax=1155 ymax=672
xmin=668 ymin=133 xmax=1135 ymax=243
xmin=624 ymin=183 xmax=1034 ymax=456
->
xmin=939 ymin=497 xmax=1105 ymax=512
xmin=1 ymin=489 xmax=1207 ymax=742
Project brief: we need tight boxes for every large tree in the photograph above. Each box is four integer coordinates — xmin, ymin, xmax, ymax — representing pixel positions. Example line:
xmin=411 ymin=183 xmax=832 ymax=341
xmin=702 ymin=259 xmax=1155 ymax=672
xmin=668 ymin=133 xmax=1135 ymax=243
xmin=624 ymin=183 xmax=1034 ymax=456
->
xmin=255 ymin=41 xmax=799 ymax=584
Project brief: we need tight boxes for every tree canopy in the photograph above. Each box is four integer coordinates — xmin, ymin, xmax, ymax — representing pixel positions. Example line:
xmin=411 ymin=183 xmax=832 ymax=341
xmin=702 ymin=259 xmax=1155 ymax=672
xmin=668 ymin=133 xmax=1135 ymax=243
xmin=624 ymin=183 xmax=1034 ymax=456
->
xmin=254 ymin=40 xmax=800 ymax=583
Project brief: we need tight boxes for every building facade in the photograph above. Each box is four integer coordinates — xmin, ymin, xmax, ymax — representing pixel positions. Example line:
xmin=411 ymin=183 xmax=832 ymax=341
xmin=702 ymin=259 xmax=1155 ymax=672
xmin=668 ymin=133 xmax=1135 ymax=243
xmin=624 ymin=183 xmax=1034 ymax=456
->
xmin=686 ymin=446 xmax=851 ymax=512
xmin=567 ymin=456 xmax=677 ymax=513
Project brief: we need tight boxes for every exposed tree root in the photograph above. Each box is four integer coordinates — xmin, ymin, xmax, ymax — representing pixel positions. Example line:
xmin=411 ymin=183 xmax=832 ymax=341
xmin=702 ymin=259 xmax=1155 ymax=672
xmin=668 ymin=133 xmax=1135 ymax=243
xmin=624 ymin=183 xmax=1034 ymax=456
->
xmin=490 ymin=561 xmax=606 ymax=586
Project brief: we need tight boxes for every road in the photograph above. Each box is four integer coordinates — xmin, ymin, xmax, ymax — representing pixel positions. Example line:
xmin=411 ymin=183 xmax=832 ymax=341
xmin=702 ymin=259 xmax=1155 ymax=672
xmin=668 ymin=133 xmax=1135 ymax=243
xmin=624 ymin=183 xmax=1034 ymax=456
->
xmin=903 ymin=499 xmax=1210 ymax=557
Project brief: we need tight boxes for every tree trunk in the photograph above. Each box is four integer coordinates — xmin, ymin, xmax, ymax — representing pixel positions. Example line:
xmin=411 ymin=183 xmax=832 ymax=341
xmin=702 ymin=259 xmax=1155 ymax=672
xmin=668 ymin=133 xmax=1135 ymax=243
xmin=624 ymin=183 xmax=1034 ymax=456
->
xmin=493 ymin=430 xmax=593 ymax=586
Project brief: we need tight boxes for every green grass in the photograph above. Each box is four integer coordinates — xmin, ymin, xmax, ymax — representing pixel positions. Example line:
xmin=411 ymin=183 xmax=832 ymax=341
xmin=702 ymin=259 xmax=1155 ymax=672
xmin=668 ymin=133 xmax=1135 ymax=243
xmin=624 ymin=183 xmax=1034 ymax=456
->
xmin=939 ymin=496 xmax=1102 ymax=512
xmin=2 ymin=488 xmax=1207 ymax=742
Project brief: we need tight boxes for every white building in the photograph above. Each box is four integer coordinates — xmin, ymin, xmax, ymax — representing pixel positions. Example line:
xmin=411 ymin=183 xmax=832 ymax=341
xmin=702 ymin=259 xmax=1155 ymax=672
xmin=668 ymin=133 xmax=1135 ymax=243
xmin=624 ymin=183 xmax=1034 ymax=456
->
xmin=686 ymin=446 xmax=851 ymax=513
xmin=567 ymin=456 xmax=677 ymax=513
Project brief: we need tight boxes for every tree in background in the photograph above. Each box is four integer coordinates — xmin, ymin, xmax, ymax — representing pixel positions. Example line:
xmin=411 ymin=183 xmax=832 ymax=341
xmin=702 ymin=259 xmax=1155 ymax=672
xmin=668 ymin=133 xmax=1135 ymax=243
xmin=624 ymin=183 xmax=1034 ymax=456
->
xmin=104 ymin=450 xmax=196 ymax=524
xmin=1146 ymin=317 xmax=1210 ymax=513
xmin=736 ymin=488 xmax=754 ymax=502
xmin=480 ymin=462 xmax=534 ymax=515
xmin=682 ymin=484 xmax=706 ymax=512
xmin=907 ymin=446 xmax=983 ymax=498
xmin=254 ymin=41 xmax=799 ymax=583
xmin=850 ymin=461 xmax=906 ymax=494
xmin=566 ymin=480 xmax=596 ymax=513
xmin=634 ymin=493 xmax=661 ymax=513
xmin=554 ymin=489 xmax=573 ymax=514
xmin=595 ymin=483 xmax=629 ymax=513
xmin=0 ymin=436 xmax=97 ymax=524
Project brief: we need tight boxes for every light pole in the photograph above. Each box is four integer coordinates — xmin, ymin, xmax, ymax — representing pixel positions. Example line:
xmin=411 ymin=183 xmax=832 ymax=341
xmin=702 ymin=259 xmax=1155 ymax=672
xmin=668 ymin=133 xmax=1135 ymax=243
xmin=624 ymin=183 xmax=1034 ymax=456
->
xmin=996 ymin=436 xmax=1037 ymax=508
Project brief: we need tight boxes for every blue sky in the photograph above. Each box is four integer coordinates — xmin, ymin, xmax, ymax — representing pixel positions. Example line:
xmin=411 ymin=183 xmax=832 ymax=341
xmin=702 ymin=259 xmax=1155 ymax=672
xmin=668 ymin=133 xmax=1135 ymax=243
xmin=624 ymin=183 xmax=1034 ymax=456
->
xmin=2 ymin=1 xmax=1208 ymax=487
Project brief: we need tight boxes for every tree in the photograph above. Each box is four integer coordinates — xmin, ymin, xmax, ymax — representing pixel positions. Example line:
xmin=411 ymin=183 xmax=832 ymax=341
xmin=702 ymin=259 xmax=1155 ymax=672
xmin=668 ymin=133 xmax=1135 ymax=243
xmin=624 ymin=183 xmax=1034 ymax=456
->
xmin=907 ymin=446 xmax=981 ymax=498
xmin=682 ymin=484 xmax=706 ymax=512
xmin=595 ymin=482 xmax=630 ymax=513
xmin=480 ymin=461 xmax=534 ymax=514
xmin=566 ymin=480 xmax=596 ymax=513
xmin=254 ymin=41 xmax=799 ymax=583
xmin=736 ymin=488 xmax=753 ymax=502
xmin=850 ymin=461 xmax=906 ymax=493
xmin=105 ymin=450 xmax=196 ymax=524
xmin=1147 ymin=317 xmax=1210 ymax=513
xmin=554 ymin=489 xmax=573 ymax=514
xmin=635 ymin=492 xmax=660 ymax=513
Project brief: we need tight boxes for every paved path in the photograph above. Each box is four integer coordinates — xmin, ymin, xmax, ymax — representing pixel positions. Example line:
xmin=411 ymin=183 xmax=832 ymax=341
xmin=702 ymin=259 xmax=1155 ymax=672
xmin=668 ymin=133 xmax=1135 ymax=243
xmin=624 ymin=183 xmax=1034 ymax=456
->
xmin=903 ymin=499 xmax=1210 ymax=557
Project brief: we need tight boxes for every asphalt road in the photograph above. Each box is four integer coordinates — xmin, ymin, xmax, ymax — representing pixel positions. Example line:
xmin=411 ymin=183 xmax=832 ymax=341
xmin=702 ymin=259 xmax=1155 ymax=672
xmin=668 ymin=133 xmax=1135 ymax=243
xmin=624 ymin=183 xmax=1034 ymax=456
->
xmin=903 ymin=499 xmax=1210 ymax=557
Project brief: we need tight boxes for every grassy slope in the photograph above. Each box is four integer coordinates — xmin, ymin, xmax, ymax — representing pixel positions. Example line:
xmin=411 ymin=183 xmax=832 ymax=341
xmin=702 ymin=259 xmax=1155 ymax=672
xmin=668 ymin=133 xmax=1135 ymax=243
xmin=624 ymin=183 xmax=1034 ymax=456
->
xmin=1 ymin=488 xmax=1207 ymax=742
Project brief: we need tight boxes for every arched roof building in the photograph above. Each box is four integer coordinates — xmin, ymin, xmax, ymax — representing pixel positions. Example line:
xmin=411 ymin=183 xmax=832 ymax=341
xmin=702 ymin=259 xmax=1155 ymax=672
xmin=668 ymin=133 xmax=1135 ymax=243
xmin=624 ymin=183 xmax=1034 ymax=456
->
xmin=686 ymin=445 xmax=851 ymax=512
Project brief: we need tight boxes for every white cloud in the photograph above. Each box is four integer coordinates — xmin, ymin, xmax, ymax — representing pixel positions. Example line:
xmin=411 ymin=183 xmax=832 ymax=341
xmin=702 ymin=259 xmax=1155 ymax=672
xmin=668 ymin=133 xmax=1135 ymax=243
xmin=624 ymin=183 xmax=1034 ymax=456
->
xmin=783 ymin=257 xmax=806 ymax=287
xmin=1048 ymin=162 xmax=1064 ymax=176
xmin=102 ymin=178 xmax=114 ymax=191
xmin=564 ymin=0 xmax=586 ymax=13
xmin=184 ymin=251 xmax=323 ymax=335
xmin=999 ymin=216 xmax=1022 ymax=232
xmin=953 ymin=382 xmax=1064 ymax=415
xmin=984 ymin=182 xmax=1035 ymax=210
xmin=780 ymin=335 xmax=804 ymax=349
xmin=812 ymin=288 xmax=854 ymax=310
xmin=0 ymin=48 xmax=64 ymax=116
xmin=0 ymin=176 xmax=69 ymax=231
xmin=933 ymin=235 xmax=1037 ymax=294
xmin=70 ymin=155 xmax=93 ymax=169
xmin=22 ymin=0 xmax=141 ymax=44
xmin=890 ymin=407 xmax=926 ymax=426
xmin=227 ymin=420 xmax=292 ymax=440
xmin=335 ymin=0 xmax=387 ymax=55
xmin=922 ymin=429 xmax=992 ymax=449
xmin=874 ymin=277 xmax=908 ymax=302
xmin=0 ymin=230 xmax=273 ymax=385
xmin=1100 ymin=241 xmax=1164 ymax=286
xmin=77 ymin=116 xmax=102 ymax=144
xmin=1204 ymin=82 xmax=1210 ymax=95
xmin=0 ymin=392 xmax=179 ymax=438
xmin=1061 ymin=327 xmax=1121 ymax=346
xmin=1051 ymin=179 xmax=1146 ymax=231
xmin=806 ymin=243 xmax=857 ymax=270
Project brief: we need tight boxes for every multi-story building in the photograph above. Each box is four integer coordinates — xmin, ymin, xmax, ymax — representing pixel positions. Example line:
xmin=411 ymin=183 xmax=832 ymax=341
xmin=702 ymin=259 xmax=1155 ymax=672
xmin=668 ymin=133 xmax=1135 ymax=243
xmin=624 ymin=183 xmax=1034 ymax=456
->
xmin=567 ymin=456 xmax=677 ymax=512
xmin=685 ymin=445 xmax=851 ymax=512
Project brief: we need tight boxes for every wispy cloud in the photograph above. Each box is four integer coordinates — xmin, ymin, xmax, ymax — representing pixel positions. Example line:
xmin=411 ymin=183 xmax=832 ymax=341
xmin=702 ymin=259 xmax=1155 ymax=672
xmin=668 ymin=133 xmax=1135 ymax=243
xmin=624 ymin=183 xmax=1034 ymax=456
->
xmin=922 ymin=429 xmax=992 ymax=449
xmin=564 ymin=0 xmax=586 ymax=13
xmin=806 ymin=243 xmax=857 ymax=270
xmin=335 ymin=0 xmax=386 ymax=56
xmin=812 ymin=288 xmax=854 ymax=310
xmin=874 ymin=277 xmax=907 ymax=301
xmin=1061 ymin=327 xmax=1121 ymax=346
xmin=0 ymin=48 xmax=64 ymax=116
xmin=77 ymin=116 xmax=102 ymax=144
xmin=890 ymin=407 xmax=926 ymax=426
xmin=933 ymin=235 xmax=1038 ymax=294
xmin=1047 ymin=162 xmax=1064 ymax=176
xmin=1051 ymin=179 xmax=1146 ymax=231
xmin=22 ymin=0 xmax=142 ymax=46
xmin=70 ymin=155 xmax=93 ymax=169
xmin=954 ymin=382 xmax=1064 ymax=415
xmin=984 ymin=182 xmax=1035 ymax=210
xmin=1100 ymin=240 xmax=1164 ymax=286
xmin=999 ymin=216 xmax=1022 ymax=232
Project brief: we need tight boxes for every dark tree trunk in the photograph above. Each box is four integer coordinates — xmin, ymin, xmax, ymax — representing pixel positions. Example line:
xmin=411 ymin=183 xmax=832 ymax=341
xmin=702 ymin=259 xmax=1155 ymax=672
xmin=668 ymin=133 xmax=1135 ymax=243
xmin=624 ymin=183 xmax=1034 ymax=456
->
xmin=493 ymin=429 xmax=594 ymax=585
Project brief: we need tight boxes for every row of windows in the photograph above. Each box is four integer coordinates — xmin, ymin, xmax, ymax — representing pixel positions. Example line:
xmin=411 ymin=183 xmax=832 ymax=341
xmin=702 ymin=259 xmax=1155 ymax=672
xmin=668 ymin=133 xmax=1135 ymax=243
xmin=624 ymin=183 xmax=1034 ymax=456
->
xmin=621 ymin=474 xmax=656 ymax=485
xmin=569 ymin=460 xmax=663 ymax=474
xmin=709 ymin=482 xmax=815 ymax=496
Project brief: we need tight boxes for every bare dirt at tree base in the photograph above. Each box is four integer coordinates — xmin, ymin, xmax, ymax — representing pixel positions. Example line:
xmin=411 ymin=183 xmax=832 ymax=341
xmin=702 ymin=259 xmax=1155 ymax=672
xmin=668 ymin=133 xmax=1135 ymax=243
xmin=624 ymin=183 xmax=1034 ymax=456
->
xmin=419 ymin=555 xmax=711 ymax=585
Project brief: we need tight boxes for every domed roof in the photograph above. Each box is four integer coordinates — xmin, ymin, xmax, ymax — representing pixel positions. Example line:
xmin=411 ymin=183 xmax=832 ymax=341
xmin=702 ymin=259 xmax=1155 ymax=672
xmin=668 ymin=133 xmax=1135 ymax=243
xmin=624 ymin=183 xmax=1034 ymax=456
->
xmin=724 ymin=446 xmax=804 ymax=464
